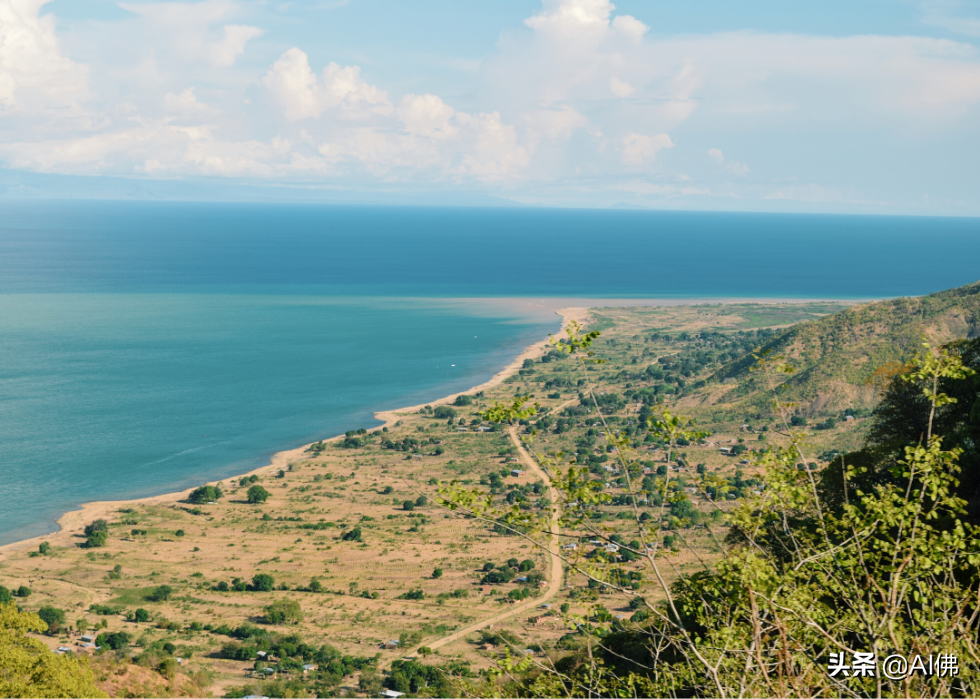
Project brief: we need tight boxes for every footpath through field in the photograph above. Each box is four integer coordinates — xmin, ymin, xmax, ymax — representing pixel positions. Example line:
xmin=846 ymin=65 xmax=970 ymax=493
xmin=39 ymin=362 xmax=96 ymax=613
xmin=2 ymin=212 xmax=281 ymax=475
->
xmin=399 ymin=425 xmax=563 ymax=662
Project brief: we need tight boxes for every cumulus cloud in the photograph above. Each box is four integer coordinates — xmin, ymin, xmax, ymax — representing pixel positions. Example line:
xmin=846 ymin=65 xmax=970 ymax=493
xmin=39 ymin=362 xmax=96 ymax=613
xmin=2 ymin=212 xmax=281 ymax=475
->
xmin=1 ymin=0 xmax=980 ymax=212
xmin=262 ymin=48 xmax=392 ymax=122
xmin=0 ymin=0 xmax=91 ymax=116
xmin=398 ymin=94 xmax=456 ymax=138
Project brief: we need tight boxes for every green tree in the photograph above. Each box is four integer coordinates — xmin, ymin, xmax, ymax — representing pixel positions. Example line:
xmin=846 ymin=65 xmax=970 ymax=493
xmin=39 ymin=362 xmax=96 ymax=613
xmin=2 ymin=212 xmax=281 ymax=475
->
xmin=94 ymin=631 xmax=130 ymax=650
xmin=83 ymin=519 xmax=108 ymax=548
xmin=432 ymin=567 xmax=443 ymax=579
xmin=341 ymin=526 xmax=362 ymax=542
xmin=443 ymin=323 xmax=980 ymax=697
xmin=402 ymin=500 xmax=415 ymax=511
xmin=36 ymin=607 xmax=65 ymax=635
xmin=251 ymin=574 xmax=275 ymax=592
xmin=187 ymin=484 xmax=222 ymax=504
xmin=133 ymin=608 xmax=150 ymax=623
xmin=38 ymin=542 xmax=50 ymax=556
xmin=0 ymin=603 xmax=106 ymax=697
xmin=246 ymin=485 xmax=270 ymax=504
xmin=264 ymin=599 xmax=303 ymax=625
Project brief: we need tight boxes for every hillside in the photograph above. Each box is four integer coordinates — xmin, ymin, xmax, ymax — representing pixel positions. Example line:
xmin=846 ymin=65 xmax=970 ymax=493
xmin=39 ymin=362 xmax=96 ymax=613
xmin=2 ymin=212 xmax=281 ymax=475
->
xmin=689 ymin=280 xmax=980 ymax=416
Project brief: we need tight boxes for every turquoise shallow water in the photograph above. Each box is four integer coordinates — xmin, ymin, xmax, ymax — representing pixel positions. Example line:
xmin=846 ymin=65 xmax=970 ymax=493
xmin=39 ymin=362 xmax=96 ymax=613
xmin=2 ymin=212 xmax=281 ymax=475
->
xmin=0 ymin=294 xmax=553 ymax=544
xmin=0 ymin=201 xmax=977 ymax=544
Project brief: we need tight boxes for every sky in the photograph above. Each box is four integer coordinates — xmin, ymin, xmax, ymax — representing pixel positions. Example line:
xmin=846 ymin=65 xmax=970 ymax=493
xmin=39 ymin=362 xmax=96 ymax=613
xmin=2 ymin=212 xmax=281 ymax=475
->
xmin=1 ymin=0 xmax=979 ymax=214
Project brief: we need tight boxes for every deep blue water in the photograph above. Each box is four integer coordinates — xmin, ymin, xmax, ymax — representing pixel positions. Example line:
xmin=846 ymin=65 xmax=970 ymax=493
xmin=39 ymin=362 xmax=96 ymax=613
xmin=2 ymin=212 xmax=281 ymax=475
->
xmin=0 ymin=201 xmax=977 ymax=544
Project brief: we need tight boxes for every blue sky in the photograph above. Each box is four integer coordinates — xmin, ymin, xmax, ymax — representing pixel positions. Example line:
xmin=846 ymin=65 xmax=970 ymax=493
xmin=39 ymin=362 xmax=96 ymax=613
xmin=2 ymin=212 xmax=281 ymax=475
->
xmin=2 ymin=0 xmax=979 ymax=214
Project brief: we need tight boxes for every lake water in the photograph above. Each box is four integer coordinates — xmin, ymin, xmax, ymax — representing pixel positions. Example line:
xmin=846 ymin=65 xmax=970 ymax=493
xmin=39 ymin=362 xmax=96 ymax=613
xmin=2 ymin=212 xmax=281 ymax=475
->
xmin=0 ymin=201 xmax=977 ymax=543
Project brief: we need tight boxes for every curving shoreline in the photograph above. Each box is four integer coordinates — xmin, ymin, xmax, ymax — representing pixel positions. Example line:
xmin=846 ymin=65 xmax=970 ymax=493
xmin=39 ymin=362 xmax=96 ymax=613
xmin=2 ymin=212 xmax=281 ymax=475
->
xmin=0 ymin=295 xmax=854 ymax=560
xmin=0 ymin=305 xmax=589 ymax=561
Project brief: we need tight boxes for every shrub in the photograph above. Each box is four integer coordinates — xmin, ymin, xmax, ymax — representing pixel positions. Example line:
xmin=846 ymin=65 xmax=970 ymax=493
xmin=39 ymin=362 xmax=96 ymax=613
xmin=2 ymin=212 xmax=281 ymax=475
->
xmin=433 ymin=406 xmax=457 ymax=419
xmin=146 ymin=585 xmax=173 ymax=602
xmin=398 ymin=589 xmax=425 ymax=600
xmin=265 ymin=599 xmax=303 ymax=625
xmin=402 ymin=500 xmax=415 ymax=511
xmin=133 ymin=608 xmax=150 ymax=623
xmin=341 ymin=526 xmax=362 ymax=542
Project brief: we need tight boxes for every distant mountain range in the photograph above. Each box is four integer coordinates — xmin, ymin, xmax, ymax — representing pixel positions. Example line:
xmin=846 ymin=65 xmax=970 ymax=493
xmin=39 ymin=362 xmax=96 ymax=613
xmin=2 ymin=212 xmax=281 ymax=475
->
xmin=688 ymin=280 xmax=980 ymax=416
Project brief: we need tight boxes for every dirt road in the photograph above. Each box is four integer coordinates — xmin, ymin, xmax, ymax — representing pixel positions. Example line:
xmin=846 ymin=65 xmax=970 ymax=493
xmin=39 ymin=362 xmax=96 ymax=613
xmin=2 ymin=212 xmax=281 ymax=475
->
xmin=400 ymin=425 xmax=563 ymax=659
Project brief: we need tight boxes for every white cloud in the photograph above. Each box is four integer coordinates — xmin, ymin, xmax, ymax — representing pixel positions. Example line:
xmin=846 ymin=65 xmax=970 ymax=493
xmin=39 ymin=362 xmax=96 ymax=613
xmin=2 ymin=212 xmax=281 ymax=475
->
xmin=454 ymin=111 xmax=530 ymax=179
xmin=117 ymin=1 xmax=262 ymax=67
xmin=261 ymin=48 xmax=320 ymax=121
xmin=622 ymin=133 xmax=673 ymax=166
xmin=207 ymin=25 xmax=265 ymax=67
xmin=262 ymin=48 xmax=392 ymax=122
xmin=918 ymin=0 xmax=980 ymax=37
xmin=524 ymin=0 xmax=617 ymax=34
xmin=165 ymin=87 xmax=207 ymax=114
xmin=522 ymin=105 xmax=589 ymax=139
xmin=0 ymin=0 xmax=91 ymax=115
xmin=1 ymin=0 xmax=979 ymax=213
xmin=398 ymin=94 xmax=456 ymax=138
xmin=609 ymin=77 xmax=634 ymax=97
xmin=707 ymin=147 xmax=749 ymax=175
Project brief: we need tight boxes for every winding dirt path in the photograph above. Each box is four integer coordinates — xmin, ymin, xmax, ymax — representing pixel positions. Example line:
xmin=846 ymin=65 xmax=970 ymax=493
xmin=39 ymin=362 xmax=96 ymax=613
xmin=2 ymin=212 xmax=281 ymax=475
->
xmin=400 ymin=426 xmax=563 ymax=660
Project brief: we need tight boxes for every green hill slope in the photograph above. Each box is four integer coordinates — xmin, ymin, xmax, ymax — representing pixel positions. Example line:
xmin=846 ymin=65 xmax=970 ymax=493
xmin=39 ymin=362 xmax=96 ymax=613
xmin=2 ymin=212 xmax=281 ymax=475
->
xmin=690 ymin=280 xmax=980 ymax=416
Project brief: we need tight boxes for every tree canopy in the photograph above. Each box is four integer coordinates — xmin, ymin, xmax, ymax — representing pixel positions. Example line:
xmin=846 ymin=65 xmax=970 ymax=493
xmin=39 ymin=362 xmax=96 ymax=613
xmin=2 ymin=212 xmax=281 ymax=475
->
xmin=246 ymin=485 xmax=270 ymax=504
xmin=188 ymin=484 xmax=223 ymax=504
xmin=0 ymin=602 xmax=106 ymax=698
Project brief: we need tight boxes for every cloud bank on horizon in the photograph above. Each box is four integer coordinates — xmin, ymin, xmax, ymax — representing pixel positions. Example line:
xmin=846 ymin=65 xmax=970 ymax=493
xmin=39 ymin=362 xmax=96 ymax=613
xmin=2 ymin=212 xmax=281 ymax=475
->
xmin=1 ymin=0 xmax=979 ymax=214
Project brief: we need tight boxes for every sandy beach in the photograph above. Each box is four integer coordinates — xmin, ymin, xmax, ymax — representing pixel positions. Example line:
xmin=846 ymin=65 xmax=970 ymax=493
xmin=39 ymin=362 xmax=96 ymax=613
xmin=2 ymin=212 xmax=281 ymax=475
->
xmin=0 ymin=295 xmax=855 ymax=561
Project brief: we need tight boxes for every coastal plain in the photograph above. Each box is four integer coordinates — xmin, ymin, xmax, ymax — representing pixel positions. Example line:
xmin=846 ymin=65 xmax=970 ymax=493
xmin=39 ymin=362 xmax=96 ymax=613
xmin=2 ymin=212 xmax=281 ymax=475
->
xmin=0 ymin=299 xmax=872 ymax=697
